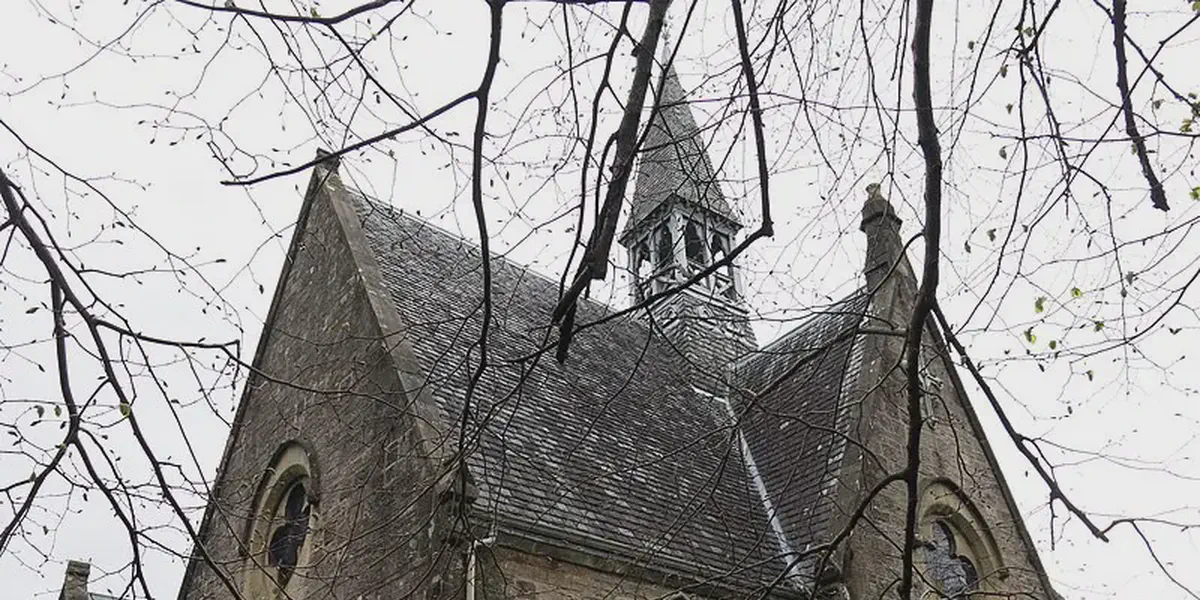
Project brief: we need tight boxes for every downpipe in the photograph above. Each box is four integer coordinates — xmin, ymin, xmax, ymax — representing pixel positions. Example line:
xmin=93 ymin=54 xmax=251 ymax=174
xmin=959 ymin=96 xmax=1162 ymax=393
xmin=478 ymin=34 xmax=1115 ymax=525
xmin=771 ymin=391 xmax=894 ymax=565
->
xmin=465 ymin=535 xmax=496 ymax=600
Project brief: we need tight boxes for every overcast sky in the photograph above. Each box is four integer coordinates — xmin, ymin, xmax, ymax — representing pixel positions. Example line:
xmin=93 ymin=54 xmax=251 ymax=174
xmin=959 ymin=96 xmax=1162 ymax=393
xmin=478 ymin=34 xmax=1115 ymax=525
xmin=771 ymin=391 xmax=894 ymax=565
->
xmin=2 ymin=1 xmax=1199 ymax=598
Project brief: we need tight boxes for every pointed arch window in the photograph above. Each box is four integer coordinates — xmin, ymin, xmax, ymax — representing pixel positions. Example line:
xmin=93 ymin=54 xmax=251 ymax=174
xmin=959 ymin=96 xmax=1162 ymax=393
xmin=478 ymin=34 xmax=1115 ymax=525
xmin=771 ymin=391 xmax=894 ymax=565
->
xmin=268 ymin=479 xmax=311 ymax=585
xmin=710 ymin=232 xmax=736 ymax=299
xmin=919 ymin=481 xmax=1004 ymax=598
xmin=244 ymin=443 xmax=318 ymax=598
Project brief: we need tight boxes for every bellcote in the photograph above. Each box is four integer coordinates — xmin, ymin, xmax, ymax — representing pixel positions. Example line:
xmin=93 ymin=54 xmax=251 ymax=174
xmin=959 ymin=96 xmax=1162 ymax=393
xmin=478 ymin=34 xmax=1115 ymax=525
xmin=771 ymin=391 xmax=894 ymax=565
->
xmin=621 ymin=199 xmax=743 ymax=303
xmin=619 ymin=56 xmax=757 ymax=381
xmin=619 ymin=61 xmax=746 ymax=306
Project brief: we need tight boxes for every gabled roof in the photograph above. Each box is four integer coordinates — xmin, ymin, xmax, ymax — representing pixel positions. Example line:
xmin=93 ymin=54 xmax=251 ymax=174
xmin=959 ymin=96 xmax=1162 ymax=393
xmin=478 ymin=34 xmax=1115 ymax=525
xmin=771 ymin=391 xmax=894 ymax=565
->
xmin=731 ymin=295 xmax=869 ymax=563
xmin=344 ymin=188 xmax=869 ymax=595
xmin=624 ymin=64 xmax=739 ymax=238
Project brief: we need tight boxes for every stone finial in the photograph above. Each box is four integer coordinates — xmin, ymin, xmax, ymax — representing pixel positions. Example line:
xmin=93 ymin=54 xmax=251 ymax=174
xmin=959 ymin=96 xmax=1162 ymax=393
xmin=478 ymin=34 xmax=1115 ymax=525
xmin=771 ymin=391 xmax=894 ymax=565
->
xmin=58 ymin=560 xmax=91 ymax=600
xmin=314 ymin=148 xmax=341 ymax=175
xmin=860 ymin=183 xmax=904 ymax=291
xmin=860 ymin=183 xmax=900 ymax=231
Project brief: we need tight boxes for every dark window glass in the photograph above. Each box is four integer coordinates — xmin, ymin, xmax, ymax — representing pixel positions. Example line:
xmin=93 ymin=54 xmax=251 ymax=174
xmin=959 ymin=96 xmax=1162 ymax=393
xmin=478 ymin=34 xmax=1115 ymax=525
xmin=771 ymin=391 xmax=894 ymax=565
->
xmin=710 ymin=232 xmax=736 ymax=299
xmin=268 ymin=480 xmax=310 ymax=585
xmin=684 ymin=220 xmax=706 ymax=266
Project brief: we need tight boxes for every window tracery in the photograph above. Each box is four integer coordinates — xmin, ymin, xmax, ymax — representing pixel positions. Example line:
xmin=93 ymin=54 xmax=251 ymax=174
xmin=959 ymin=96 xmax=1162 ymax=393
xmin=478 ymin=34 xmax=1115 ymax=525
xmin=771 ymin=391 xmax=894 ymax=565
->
xmin=267 ymin=478 xmax=311 ymax=586
xmin=919 ymin=481 xmax=1004 ymax=599
xmin=923 ymin=520 xmax=979 ymax=598
xmin=244 ymin=443 xmax=318 ymax=598
xmin=710 ymin=232 xmax=736 ymax=299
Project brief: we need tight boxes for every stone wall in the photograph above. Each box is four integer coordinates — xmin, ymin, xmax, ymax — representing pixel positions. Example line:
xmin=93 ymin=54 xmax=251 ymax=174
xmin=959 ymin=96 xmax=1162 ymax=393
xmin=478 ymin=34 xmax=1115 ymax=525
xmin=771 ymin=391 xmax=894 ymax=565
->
xmin=830 ymin=228 xmax=1058 ymax=599
xmin=178 ymin=163 xmax=461 ymax=600
xmin=476 ymin=545 xmax=693 ymax=600
xmin=179 ymin=171 xmax=1060 ymax=600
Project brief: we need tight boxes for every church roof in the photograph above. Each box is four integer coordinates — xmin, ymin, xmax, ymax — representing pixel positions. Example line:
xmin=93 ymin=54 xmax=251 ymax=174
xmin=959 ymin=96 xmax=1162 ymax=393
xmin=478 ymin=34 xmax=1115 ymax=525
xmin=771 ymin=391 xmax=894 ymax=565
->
xmin=731 ymin=295 xmax=870 ymax=565
xmin=346 ymin=190 xmax=868 ymax=595
xmin=624 ymin=64 xmax=740 ymax=239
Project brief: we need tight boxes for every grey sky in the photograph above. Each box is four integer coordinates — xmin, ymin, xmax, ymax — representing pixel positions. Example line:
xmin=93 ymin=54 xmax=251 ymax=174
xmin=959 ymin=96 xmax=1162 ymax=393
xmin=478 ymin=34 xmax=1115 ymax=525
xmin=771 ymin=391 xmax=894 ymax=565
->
xmin=2 ymin=0 xmax=1199 ymax=598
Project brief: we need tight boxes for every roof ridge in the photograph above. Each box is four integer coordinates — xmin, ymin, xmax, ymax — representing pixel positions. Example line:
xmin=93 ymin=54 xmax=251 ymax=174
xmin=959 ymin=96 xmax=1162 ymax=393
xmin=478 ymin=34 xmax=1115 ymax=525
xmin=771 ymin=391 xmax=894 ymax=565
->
xmin=351 ymin=190 xmax=635 ymax=323
xmin=737 ymin=291 xmax=867 ymax=362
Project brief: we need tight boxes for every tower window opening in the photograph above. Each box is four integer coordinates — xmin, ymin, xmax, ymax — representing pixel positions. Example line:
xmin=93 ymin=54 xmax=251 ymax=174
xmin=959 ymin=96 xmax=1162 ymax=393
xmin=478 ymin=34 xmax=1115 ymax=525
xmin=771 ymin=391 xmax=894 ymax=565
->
xmin=711 ymin=232 xmax=736 ymax=299
xmin=684 ymin=220 xmax=707 ymax=269
xmin=634 ymin=242 xmax=651 ymax=301
xmin=655 ymin=225 xmax=673 ymax=268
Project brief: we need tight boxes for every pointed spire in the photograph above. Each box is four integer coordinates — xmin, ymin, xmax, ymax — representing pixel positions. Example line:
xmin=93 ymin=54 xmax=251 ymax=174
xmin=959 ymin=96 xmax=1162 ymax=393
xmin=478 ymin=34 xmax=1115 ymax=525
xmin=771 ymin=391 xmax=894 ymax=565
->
xmin=622 ymin=44 xmax=739 ymax=239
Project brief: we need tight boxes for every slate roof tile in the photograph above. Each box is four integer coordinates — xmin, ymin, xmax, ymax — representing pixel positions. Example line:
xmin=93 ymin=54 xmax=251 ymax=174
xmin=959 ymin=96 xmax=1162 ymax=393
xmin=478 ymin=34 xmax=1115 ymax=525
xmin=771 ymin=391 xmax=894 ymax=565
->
xmin=732 ymin=296 xmax=869 ymax=559
xmin=625 ymin=65 xmax=740 ymax=237
xmin=345 ymin=189 xmax=867 ymax=594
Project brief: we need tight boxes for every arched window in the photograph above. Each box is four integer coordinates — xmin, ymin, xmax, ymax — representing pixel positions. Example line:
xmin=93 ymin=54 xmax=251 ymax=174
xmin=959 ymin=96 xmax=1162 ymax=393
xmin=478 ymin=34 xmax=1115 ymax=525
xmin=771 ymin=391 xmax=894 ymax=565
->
xmin=244 ymin=443 xmax=318 ymax=598
xmin=710 ymin=232 xmax=737 ymax=299
xmin=267 ymin=479 xmax=311 ymax=586
xmin=924 ymin=520 xmax=979 ymax=598
xmin=919 ymin=481 xmax=1004 ymax=598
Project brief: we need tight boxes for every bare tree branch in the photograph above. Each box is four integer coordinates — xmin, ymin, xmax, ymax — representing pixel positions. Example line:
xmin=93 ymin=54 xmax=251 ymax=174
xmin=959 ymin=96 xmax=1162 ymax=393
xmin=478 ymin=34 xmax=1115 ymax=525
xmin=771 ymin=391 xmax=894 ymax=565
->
xmin=1107 ymin=0 xmax=1170 ymax=212
xmin=898 ymin=0 xmax=945 ymax=596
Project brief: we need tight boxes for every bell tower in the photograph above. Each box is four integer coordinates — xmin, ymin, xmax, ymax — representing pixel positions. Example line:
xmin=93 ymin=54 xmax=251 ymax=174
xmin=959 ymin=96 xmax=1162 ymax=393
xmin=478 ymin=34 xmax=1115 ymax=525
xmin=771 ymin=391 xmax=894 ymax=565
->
xmin=619 ymin=57 xmax=756 ymax=382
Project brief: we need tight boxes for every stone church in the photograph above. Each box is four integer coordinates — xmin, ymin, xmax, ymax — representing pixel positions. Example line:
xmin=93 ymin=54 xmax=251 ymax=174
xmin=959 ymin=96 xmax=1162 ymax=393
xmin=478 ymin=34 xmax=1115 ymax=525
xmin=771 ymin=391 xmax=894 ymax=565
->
xmin=174 ymin=61 xmax=1061 ymax=600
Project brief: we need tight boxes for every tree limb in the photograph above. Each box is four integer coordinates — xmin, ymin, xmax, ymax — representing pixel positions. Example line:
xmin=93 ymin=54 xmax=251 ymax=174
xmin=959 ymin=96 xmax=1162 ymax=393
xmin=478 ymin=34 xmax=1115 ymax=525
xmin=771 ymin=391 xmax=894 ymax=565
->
xmin=1109 ymin=0 xmax=1169 ymax=211
xmin=550 ymin=0 xmax=671 ymax=360
xmin=899 ymin=0 xmax=944 ymax=596
xmin=931 ymin=302 xmax=1109 ymax=542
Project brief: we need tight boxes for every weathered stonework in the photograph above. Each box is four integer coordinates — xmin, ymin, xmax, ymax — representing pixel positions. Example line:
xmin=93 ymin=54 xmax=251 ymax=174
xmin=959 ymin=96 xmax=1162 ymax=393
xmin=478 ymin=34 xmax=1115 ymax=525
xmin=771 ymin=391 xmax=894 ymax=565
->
xmin=177 ymin=165 xmax=1059 ymax=600
xmin=177 ymin=159 xmax=462 ymax=600
xmin=827 ymin=186 xmax=1058 ymax=600
xmin=57 ymin=561 xmax=95 ymax=600
xmin=477 ymin=545 xmax=711 ymax=600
